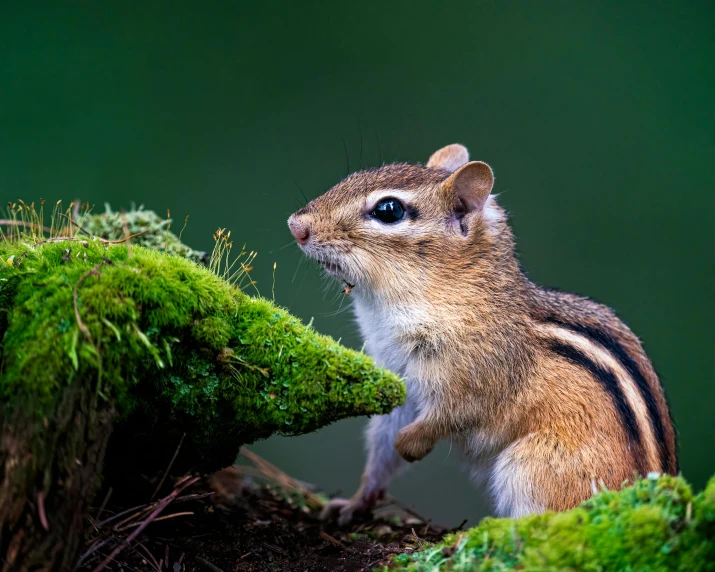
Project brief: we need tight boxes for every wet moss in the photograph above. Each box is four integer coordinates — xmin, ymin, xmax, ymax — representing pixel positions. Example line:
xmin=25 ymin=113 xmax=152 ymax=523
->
xmin=0 ymin=236 xmax=404 ymax=462
xmin=390 ymin=474 xmax=715 ymax=571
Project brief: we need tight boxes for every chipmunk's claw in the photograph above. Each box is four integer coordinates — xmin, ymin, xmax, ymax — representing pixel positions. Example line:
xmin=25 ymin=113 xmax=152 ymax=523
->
xmin=320 ymin=488 xmax=383 ymax=526
xmin=320 ymin=497 xmax=360 ymax=526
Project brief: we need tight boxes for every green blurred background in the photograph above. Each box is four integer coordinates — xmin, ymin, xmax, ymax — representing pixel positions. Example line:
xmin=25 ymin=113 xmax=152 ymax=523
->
xmin=2 ymin=1 xmax=713 ymax=527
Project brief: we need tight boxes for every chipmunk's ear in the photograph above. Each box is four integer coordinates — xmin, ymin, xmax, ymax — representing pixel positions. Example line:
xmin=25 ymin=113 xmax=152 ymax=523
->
xmin=427 ymin=144 xmax=469 ymax=173
xmin=444 ymin=161 xmax=494 ymax=214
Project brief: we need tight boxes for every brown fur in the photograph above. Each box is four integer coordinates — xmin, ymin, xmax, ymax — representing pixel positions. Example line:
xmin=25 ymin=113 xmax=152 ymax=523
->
xmin=288 ymin=145 xmax=677 ymax=518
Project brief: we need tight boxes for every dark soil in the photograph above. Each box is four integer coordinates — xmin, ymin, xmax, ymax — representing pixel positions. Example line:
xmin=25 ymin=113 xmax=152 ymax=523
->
xmin=78 ymin=461 xmax=455 ymax=572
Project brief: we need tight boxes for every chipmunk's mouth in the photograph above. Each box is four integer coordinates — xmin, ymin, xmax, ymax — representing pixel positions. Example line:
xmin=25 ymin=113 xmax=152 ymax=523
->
xmin=313 ymin=256 xmax=357 ymax=291
xmin=317 ymin=259 xmax=356 ymax=295
xmin=316 ymin=259 xmax=344 ymax=277
xmin=298 ymin=242 xmax=358 ymax=292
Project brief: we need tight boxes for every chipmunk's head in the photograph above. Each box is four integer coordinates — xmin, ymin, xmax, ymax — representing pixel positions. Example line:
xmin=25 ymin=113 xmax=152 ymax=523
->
xmin=288 ymin=144 xmax=513 ymax=301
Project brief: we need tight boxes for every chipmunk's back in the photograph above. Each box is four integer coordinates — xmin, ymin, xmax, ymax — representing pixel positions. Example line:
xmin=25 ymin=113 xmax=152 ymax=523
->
xmin=527 ymin=285 xmax=678 ymax=475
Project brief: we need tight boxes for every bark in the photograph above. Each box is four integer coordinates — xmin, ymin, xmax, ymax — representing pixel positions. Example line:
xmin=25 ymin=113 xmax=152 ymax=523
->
xmin=0 ymin=382 xmax=116 ymax=571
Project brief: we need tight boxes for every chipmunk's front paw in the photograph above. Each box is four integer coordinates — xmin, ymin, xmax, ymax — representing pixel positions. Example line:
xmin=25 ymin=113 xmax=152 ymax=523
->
xmin=395 ymin=424 xmax=435 ymax=462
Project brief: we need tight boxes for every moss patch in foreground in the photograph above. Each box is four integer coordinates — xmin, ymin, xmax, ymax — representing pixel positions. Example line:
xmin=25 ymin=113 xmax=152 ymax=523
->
xmin=390 ymin=474 xmax=715 ymax=571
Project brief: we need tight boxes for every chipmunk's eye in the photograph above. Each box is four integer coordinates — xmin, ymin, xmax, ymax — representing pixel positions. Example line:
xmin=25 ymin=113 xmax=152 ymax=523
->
xmin=371 ymin=198 xmax=405 ymax=224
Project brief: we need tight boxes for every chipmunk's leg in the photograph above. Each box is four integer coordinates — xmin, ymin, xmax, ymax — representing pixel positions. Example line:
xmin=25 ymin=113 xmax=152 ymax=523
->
xmin=488 ymin=430 xmax=629 ymax=518
xmin=320 ymin=396 xmax=419 ymax=525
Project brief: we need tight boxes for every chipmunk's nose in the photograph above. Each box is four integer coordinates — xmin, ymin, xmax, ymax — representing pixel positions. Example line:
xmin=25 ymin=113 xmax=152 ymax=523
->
xmin=288 ymin=216 xmax=311 ymax=245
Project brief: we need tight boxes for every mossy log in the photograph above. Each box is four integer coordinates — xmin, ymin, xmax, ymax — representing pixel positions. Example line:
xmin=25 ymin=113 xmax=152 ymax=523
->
xmin=0 ymin=238 xmax=404 ymax=570
xmin=392 ymin=474 xmax=715 ymax=571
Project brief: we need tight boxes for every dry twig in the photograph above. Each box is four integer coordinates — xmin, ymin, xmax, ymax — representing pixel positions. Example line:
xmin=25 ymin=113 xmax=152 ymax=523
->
xmin=92 ymin=476 xmax=199 ymax=572
xmin=95 ymin=503 xmax=150 ymax=529
xmin=115 ymin=511 xmax=194 ymax=532
xmin=137 ymin=541 xmax=162 ymax=572
xmin=151 ymin=433 xmax=186 ymax=501
xmin=240 ymin=447 xmax=324 ymax=508
xmin=77 ymin=536 xmax=115 ymax=567
xmin=441 ymin=533 xmax=464 ymax=558
xmin=319 ymin=530 xmax=344 ymax=547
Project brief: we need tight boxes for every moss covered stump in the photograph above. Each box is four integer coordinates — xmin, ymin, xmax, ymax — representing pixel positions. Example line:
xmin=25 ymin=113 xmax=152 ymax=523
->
xmin=390 ymin=474 xmax=715 ymax=571
xmin=0 ymin=238 xmax=404 ymax=570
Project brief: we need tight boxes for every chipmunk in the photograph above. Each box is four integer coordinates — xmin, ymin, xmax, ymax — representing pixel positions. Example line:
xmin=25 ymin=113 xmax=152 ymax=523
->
xmin=287 ymin=144 xmax=677 ymax=523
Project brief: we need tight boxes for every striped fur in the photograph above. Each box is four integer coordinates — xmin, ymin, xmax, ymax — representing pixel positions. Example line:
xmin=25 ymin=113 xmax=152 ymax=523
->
xmin=540 ymin=314 xmax=675 ymax=474
xmin=289 ymin=144 xmax=678 ymax=523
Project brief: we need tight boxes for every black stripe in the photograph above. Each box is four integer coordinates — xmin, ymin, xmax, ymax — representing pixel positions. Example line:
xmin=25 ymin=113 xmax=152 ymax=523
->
xmin=548 ymin=340 xmax=643 ymax=462
xmin=544 ymin=317 xmax=669 ymax=472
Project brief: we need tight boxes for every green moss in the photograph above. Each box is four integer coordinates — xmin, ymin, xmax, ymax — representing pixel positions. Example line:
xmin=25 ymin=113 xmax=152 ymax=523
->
xmin=81 ymin=204 xmax=208 ymax=264
xmin=390 ymin=474 xmax=715 ymax=572
xmin=0 ymin=235 xmax=404 ymax=463
xmin=191 ymin=316 xmax=232 ymax=350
